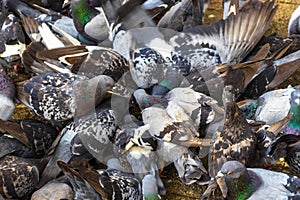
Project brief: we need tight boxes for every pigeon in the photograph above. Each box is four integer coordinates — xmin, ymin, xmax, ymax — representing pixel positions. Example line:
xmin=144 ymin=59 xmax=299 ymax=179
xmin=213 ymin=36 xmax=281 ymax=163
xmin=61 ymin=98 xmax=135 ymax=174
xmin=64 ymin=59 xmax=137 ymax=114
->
xmin=169 ymin=0 xmax=278 ymax=73
xmin=142 ymin=174 xmax=161 ymax=200
xmin=164 ymin=87 xmax=223 ymax=139
xmin=142 ymin=100 xmax=207 ymax=148
xmin=7 ymin=0 xmax=61 ymax=24
xmin=207 ymin=85 xmax=290 ymax=178
xmin=237 ymin=48 xmax=300 ymax=100
xmin=0 ymin=72 xmax=15 ymax=120
xmin=75 ymin=108 xmax=118 ymax=163
xmin=0 ymin=118 xmax=59 ymax=158
xmin=17 ymin=72 xmax=114 ymax=121
xmin=288 ymin=5 xmax=300 ymax=35
xmin=57 ymin=160 xmax=143 ymax=200
xmin=173 ymin=148 xmax=210 ymax=185
xmin=35 ymin=45 xmax=130 ymax=81
xmin=133 ymin=88 xmax=166 ymax=110
xmin=157 ymin=0 xmax=193 ymax=31
xmin=0 ymin=155 xmax=41 ymax=199
xmin=113 ymin=116 xmax=166 ymax=195
xmin=58 ymin=160 xmax=102 ymax=200
xmin=39 ymin=108 xmax=118 ymax=187
xmin=129 ymin=47 xmax=166 ymax=89
xmin=203 ymin=85 xmax=292 ymax=199
xmin=141 ymin=99 xmax=212 ymax=179
xmin=0 ymin=13 xmax=26 ymax=59
xmin=239 ymin=86 xmax=295 ymax=125
xmin=267 ymin=134 xmax=300 ymax=174
xmin=134 ymin=87 xmax=223 ymax=140
xmin=208 ymin=85 xmax=258 ymax=178
xmin=1 ymin=13 xmax=25 ymax=44
xmin=142 ymin=105 xmax=190 ymax=167
xmin=38 ymin=121 xmax=78 ymax=188
xmin=69 ymin=0 xmax=110 ymax=44
xmin=215 ymin=160 xmax=300 ymax=200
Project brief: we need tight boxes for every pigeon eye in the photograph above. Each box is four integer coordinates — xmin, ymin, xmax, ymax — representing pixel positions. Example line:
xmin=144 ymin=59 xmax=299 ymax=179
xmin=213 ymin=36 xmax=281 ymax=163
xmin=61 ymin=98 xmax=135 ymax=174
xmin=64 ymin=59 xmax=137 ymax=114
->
xmin=228 ymin=171 xmax=234 ymax=175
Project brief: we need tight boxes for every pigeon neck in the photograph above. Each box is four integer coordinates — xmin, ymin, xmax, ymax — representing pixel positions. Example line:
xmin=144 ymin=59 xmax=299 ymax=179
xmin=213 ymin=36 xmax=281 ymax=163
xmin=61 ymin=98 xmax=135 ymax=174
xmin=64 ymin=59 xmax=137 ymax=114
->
xmin=144 ymin=193 xmax=160 ymax=200
xmin=72 ymin=0 xmax=98 ymax=29
xmin=240 ymin=100 xmax=259 ymax=120
xmin=227 ymin=170 xmax=257 ymax=200
xmin=286 ymin=104 xmax=300 ymax=135
xmin=223 ymin=86 xmax=249 ymax=125
xmin=225 ymin=102 xmax=248 ymax=126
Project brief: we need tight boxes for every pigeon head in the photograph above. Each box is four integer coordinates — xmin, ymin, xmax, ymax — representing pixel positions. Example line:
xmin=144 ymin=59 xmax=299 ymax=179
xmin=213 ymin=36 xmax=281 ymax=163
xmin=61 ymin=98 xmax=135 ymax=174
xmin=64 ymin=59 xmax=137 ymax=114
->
xmin=73 ymin=75 xmax=114 ymax=117
xmin=216 ymin=160 xmax=255 ymax=200
xmin=94 ymin=75 xmax=114 ymax=102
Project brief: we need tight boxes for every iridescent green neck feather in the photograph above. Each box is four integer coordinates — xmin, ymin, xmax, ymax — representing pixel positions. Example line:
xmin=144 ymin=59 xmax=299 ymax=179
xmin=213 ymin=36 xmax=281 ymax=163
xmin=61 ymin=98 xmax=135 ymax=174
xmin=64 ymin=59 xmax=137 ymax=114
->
xmin=228 ymin=175 xmax=255 ymax=200
xmin=71 ymin=0 xmax=96 ymax=28
xmin=235 ymin=183 xmax=255 ymax=200
xmin=289 ymin=104 xmax=300 ymax=129
xmin=144 ymin=193 xmax=160 ymax=200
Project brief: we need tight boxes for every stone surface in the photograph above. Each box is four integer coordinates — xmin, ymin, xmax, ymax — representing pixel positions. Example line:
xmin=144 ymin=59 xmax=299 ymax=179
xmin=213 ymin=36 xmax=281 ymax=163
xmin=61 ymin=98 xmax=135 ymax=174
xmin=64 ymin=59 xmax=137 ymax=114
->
xmin=31 ymin=182 xmax=74 ymax=200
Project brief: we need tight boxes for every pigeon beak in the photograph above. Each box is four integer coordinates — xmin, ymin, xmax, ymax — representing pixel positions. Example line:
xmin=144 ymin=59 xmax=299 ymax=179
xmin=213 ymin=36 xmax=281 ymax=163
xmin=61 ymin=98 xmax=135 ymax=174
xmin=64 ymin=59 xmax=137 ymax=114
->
xmin=107 ymin=90 xmax=128 ymax=98
xmin=215 ymin=171 xmax=228 ymax=198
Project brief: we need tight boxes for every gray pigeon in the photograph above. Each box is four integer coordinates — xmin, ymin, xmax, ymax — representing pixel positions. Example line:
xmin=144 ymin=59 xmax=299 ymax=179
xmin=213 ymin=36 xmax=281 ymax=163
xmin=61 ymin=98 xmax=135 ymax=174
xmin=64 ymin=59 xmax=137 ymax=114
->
xmin=174 ymin=148 xmax=210 ymax=185
xmin=114 ymin=115 xmax=166 ymax=195
xmin=216 ymin=160 xmax=300 ymax=200
xmin=17 ymin=72 xmax=114 ymax=121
